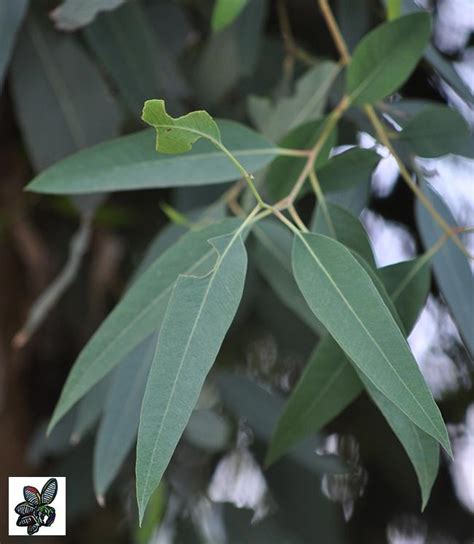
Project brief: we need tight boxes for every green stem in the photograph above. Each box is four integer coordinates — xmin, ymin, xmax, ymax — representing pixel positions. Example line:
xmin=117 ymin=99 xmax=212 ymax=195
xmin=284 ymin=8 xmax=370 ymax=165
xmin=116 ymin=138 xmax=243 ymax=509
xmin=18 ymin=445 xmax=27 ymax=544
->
xmin=309 ymin=169 xmax=336 ymax=237
xmin=216 ymin=142 xmax=265 ymax=207
xmin=365 ymin=106 xmax=472 ymax=259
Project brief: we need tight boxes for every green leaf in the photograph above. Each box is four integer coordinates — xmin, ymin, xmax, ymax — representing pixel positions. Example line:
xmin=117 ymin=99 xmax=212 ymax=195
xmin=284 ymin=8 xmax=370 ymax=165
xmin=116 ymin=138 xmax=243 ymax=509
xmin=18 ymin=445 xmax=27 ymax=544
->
xmin=212 ymin=0 xmax=248 ymax=31
xmin=270 ymin=255 xmax=437 ymax=507
xmin=10 ymin=9 xmax=122 ymax=172
xmin=269 ymin=255 xmax=431 ymax=462
xmin=397 ymin=2 xmax=474 ymax=105
xmin=378 ymin=257 xmax=431 ymax=333
xmin=93 ymin=335 xmax=155 ymax=499
xmin=360 ymin=381 xmax=439 ymax=510
xmin=316 ymin=148 xmax=380 ymax=194
xmin=218 ymin=372 xmax=344 ymax=475
xmin=0 ymin=0 xmax=28 ymax=90
xmin=27 ymin=122 xmax=278 ymax=194
xmin=83 ymin=2 xmax=187 ymax=116
xmin=248 ymin=61 xmax=340 ymax=141
xmin=251 ymin=220 xmax=323 ymax=334
xmin=398 ymin=106 xmax=470 ymax=158
xmin=416 ymin=181 xmax=474 ymax=358
xmin=47 ymin=218 xmax=240 ymax=433
xmin=195 ymin=0 xmax=267 ymax=106
xmin=266 ymin=336 xmax=363 ymax=466
xmin=292 ymin=232 xmax=451 ymax=453
xmin=70 ymin=376 xmax=111 ymax=444
xmin=267 ymin=119 xmax=337 ymax=201
xmin=136 ymin=229 xmax=248 ymax=522
xmin=311 ymin=202 xmax=376 ymax=267
xmin=310 ymin=202 xmax=405 ymax=332
xmin=347 ymin=13 xmax=432 ymax=105
xmin=50 ymin=0 xmax=126 ymax=31
xmin=136 ymin=485 xmax=166 ymax=544
xmin=336 ymin=0 xmax=370 ymax=52
xmin=142 ymin=99 xmax=222 ymax=154
xmin=424 ymin=46 xmax=474 ymax=106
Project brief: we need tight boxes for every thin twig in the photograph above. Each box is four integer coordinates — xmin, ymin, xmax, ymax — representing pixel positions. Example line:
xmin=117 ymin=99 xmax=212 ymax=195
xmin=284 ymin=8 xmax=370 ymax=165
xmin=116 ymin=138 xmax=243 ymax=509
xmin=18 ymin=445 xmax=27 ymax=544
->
xmin=13 ymin=212 xmax=94 ymax=348
xmin=281 ymin=95 xmax=350 ymax=207
xmin=277 ymin=0 xmax=316 ymax=66
xmin=316 ymin=0 xmax=472 ymax=259
xmin=365 ymin=107 xmax=472 ymax=259
xmin=318 ymin=0 xmax=350 ymax=65
xmin=309 ymin=169 xmax=336 ymax=237
xmin=288 ymin=205 xmax=309 ymax=232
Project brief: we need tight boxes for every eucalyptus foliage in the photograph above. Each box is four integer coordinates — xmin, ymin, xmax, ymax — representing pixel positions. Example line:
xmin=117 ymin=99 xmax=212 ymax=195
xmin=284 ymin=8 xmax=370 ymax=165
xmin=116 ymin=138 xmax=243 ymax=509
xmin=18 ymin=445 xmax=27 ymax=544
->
xmin=6 ymin=0 xmax=472 ymax=535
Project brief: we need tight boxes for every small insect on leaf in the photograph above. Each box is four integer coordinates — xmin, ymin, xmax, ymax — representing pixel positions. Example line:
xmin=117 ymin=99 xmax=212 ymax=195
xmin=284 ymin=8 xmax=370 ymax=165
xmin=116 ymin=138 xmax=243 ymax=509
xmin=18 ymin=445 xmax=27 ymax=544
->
xmin=142 ymin=99 xmax=222 ymax=154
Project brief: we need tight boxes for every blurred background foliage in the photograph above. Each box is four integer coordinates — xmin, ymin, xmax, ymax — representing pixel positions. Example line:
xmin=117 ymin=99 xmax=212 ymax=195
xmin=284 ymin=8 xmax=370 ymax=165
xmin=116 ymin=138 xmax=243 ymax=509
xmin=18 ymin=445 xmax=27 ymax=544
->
xmin=0 ymin=0 xmax=473 ymax=542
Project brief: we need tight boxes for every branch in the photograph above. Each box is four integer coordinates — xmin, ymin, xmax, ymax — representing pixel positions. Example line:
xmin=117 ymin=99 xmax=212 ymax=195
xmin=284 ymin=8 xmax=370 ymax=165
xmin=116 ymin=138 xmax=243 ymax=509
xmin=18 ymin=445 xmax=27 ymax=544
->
xmin=13 ymin=212 xmax=94 ymax=348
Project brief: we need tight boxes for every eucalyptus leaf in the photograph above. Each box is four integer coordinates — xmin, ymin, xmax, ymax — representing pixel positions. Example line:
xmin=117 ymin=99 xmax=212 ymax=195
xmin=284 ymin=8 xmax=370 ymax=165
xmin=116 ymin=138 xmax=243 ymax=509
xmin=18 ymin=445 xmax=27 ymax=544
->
xmin=270 ymin=254 xmax=437 ymax=506
xmin=0 ymin=0 xmax=28 ymax=90
xmin=378 ymin=257 xmax=431 ymax=332
xmin=269 ymin=253 xmax=431 ymax=464
xmin=71 ymin=376 xmax=111 ymax=444
xmin=292 ymin=233 xmax=450 ymax=453
xmin=424 ymin=46 xmax=474 ymax=106
xmin=93 ymin=335 xmax=155 ymax=499
xmin=311 ymin=202 xmax=376 ymax=267
xmin=48 ymin=218 xmax=240 ymax=433
xmin=248 ymin=61 xmax=339 ymax=141
xmin=252 ymin=220 xmax=322 ymax=334
xmin=416 ymin=181 xmax=474 ymax=357
xmin=266 ymin=336 xmax=362 ymax=466
xmin=27 ymin=122 xmax=278 ymax=194
xmin=398 ymin=105 xmax=470 ymax=158
xmin=398 ymin=2 xmax=474 ymax=104
xmin=336 ymin=0 xmax=370 ymax=52
xmin=212 ymin=0 xmax=248 ymax=31
xmin=136 ymin=229 xmax=248 ymax=522
xmin=360 ymin=380 xmax=439 ymax=510
xmin=142 ymin=99 xmax=221 ymax=153
xmin=10 ymin=9 xmax=121 ymax=172
xmin=316 ymin=148 xmax=380 ymax=194
xmin=347 ymin=13 xmax=431 ymax=105
xmin=50 ymin=0 xmax=125 ymax=30
xmin=218 ymin=372 xmax=344 ymax=475
xmin=83 ymin=2 xmax=187 ymax=116
xmin=195 ymin=0 xmax=267 ymax=105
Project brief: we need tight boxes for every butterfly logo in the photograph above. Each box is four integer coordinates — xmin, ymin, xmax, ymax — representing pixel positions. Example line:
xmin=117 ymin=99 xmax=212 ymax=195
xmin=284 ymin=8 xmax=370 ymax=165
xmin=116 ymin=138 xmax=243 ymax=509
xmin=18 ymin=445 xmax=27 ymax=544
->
xmin=14 ymin=478 xmax=58 ymax=535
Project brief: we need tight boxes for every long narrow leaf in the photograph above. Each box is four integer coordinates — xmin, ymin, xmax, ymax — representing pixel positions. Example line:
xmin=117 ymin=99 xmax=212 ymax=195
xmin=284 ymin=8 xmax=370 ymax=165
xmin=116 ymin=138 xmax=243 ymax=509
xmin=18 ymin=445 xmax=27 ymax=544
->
xmin=93 ymin=335 xmax=155 ymax=499
xmin=416 ymin=181 xmax=474 ymax=358
xmin=136 ymin=230 xmax=248 ymax=522
xmin=27 ymin=123 xmax=278 ymax=194
xmin=292 ymin=233 xmax=450 ymax=453
xmin=48 ymin=218 xmax=240 ymax=433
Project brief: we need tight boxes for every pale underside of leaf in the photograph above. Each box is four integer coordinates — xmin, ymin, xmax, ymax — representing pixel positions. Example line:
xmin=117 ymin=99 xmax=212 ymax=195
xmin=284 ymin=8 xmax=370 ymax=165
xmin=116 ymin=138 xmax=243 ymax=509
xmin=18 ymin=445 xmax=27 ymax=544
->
xmin=48 ymin=218 xmax=241 ymax=433
xmin=136 ymin=230 xmax=248 ymax=522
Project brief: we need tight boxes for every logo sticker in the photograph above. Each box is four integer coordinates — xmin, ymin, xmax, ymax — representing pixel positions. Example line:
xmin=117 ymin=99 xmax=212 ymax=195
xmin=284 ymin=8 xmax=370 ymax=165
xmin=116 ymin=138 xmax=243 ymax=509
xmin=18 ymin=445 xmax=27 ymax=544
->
xmin=8 ymin=477 xmax=66 ymax=536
